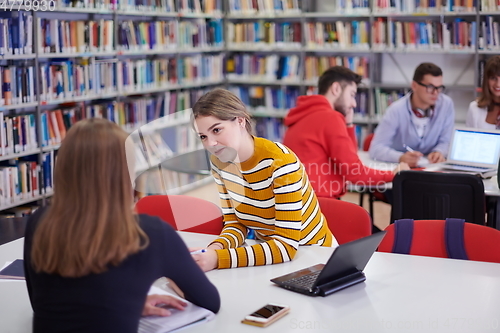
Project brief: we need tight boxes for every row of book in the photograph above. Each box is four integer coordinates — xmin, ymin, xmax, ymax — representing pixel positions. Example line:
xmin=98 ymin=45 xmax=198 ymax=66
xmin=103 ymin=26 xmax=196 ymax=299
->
xmin=0 ymin=113 xmax=37 ymax=156
xmin=228 ymin=0 xmax=301 ymax=14
xmin=60 ymin=0 xmax=489 ymax=13
xmin=304 ymin=21 xmax=370 ymax=50
xmin=118 ymin=19 xmax=223 ymax=51
xmin=481 ymin=0 xmax=500 ymax=11
xmin=39 ymin=88 xmax=214 ymax=147
xmin=310 ymin=0 xmax=370 ymax=14
xmin=229 ymin=86 xmax=300 ymax=112
xmin=254 ymin=117 xmax=285 ymax=143
xmin=0 ymin=65 xmax=36 ymax=106
xmin=114 ymin=0 xmax=176 ymax=11
xmin=304 ymin=56 xmax=370 ymax=82
xmin=61 ymin=0 xmax=222 ymax=13
xmin=354 ymin=91 xmax=369 ymax=118
xmin=38 ymin=19 xmax=114 ymax=54
xmin=92 ymin=89 xmax=210 ymax=132
xmin=227 ymin=22 xmax=301 ymax=47
xmin=374 ymin=88 xmax=409 ymax=118
xmin=38 ymin=55 xmax=223 ymax=102
xmin=372 ymin=19 xmax=476 ymax=50
xmin=37 ymin=18 xmax=225 ymax=55
xmin=373 ymin=0 xmax=477 ymax=13
xmin=0 ymin=12 xmax=32 ymax=56
xmin=5 ymin=15 xmax=500 ymax=57
xmin=226 ymin=54 xmax=300 ymax=82
xmin=0 ymin=157 xmax=44 ymax=206
xmin=479 ymin=16 xmax=500 ymax=50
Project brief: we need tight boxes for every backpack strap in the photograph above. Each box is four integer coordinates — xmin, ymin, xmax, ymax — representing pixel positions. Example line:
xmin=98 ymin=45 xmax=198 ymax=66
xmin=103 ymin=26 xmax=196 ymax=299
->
xmin=445 ymin=218 xmax=469 ymax=260
xmin=392 ymin=219 xmax=414 ymax=254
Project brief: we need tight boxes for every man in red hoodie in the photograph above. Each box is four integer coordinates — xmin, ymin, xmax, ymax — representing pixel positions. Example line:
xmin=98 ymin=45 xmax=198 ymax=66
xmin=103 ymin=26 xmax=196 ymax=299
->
xmin=283 ymin=66 xmax=409 ymax=199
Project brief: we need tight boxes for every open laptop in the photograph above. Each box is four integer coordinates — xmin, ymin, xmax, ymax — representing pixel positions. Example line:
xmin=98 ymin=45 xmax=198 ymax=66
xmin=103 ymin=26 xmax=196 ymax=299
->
xmin=271 ymin=231 xmax=386 ymax=297
xmin=436 ymin=127 xmax=500 ymax=177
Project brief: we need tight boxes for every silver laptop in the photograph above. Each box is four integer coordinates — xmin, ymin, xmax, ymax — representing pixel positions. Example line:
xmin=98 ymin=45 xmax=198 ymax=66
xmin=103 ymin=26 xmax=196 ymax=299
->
xmin=439 ymin=127 xmax=500 ymax=175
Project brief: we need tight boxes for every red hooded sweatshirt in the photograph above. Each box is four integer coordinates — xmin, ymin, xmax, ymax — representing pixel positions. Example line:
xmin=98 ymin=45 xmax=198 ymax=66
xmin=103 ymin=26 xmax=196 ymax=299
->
xmin=283 ymin=95 xmax=394 ymax=198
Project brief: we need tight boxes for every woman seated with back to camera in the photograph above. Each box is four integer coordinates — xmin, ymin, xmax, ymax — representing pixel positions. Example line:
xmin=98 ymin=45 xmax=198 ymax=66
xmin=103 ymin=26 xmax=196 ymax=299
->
xmin=467 ymin=55 xmax=500 ymax=130
xmin=190 ymin=88 xmax=338 ymax=272
xmin=23 ymin=118 xmax=220 ymax=333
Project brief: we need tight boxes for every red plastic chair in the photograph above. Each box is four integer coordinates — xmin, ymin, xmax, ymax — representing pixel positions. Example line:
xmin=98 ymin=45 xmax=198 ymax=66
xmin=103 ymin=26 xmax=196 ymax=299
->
xmin=135 ymin=195 xmax=223 ymax=235
xmin=362 ymin=133 xmax=374 ymax=152
xmin=378 ymin=220 xmax=500 ymax=263
xmin=317 ymin=197 xmax=372 ymax=245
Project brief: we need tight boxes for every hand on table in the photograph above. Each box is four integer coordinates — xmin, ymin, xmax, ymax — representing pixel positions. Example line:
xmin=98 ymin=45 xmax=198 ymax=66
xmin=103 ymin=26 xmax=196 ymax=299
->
xmin=392 ymin=162 xmax=410 ymax=174
xmin=142 ymin=294 xmax=187 ymax=317
xmin=399 ymin=151 xmax=423 ymax=168
xmin=189 ymin=246 xmax=219 ymax=272
xmin=427 ymin=151 xmax=445 ymax=164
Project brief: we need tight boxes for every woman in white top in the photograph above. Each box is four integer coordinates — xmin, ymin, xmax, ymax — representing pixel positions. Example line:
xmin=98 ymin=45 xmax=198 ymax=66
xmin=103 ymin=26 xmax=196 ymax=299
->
xmin=467 ymin=56 xmax=500 ymax=130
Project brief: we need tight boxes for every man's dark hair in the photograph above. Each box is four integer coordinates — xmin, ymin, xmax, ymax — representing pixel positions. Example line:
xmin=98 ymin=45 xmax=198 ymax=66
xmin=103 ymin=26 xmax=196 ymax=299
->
xmin=412 ymin=63 xmax=443 ymax=82
xmin=318 ymin=66 xmax=362 ymax=95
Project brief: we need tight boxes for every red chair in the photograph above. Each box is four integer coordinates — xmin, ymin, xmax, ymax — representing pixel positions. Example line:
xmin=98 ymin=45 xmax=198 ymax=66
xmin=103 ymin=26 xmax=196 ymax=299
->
xmin=135 ymin=195 xmax=223 ymax=235
xmin=358 ymin=132 xmax=387 ymax=229
xmin=378 ymin=220 xmax=500 ymax=263
xmin=362 ymin=133 xmax=374 ymax=152
xmin=317 ymin=197 xmax=372 ymax=245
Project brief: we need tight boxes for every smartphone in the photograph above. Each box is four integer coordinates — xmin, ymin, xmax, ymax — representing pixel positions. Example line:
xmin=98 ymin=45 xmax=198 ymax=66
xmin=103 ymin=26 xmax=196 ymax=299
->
xmin=244 ymin=303 xmax=290 ymax=323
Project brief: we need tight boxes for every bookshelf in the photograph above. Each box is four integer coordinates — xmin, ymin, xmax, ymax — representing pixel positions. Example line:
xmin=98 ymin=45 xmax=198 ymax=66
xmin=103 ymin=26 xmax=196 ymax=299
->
xmin=0 ymin=0 xmax=224 ymax=215
xmin=1 ymin=0 xmax=499 ymax=215
xmin=225 ymin=0 xmax=493 ymax=147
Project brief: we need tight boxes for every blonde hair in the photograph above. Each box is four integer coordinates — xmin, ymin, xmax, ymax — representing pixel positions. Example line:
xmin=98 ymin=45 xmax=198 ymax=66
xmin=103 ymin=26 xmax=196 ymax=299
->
xmin=478 ymin=56 xmax=500 ymax=110
xmin=192 ymin=88 xmax=253 ymax=134
xmin=31 ymin=119 xmax=148 ymax=277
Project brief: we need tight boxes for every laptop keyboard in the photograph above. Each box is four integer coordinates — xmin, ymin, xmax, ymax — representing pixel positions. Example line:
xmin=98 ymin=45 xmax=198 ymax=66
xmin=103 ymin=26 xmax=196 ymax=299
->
xmin=285 ymin=271 xmax=321 ymax=289
xmin=446 ymin=163 xmax=490 ymax=171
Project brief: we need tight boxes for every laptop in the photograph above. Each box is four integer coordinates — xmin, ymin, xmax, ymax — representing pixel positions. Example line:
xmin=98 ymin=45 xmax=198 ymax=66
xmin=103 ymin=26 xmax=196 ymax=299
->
xmin=271 ymin=231 xmax=386 ymax=297
xmin=437 ymin=127 xmax=500 ymax=177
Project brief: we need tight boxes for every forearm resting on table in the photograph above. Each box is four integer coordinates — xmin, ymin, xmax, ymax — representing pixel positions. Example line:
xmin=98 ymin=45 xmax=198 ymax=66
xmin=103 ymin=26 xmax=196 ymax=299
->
xmin=208 ymin=243 xmax=223 ymax=250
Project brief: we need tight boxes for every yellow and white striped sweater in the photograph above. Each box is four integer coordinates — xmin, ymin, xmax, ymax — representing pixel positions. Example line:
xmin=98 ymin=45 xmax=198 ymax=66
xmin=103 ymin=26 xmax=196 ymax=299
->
xmin=209 ymin=137 xmax=337 ymax=269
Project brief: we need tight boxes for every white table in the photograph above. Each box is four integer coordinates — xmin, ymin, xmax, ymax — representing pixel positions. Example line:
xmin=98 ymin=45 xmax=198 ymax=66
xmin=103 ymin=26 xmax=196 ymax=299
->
xmin=353 ymin=151 xmax=500 ymax=229
xmin=355 ymin=151 xmax=500 ymax=196
xmin=2 ymin=233 xmax=500 ymax=333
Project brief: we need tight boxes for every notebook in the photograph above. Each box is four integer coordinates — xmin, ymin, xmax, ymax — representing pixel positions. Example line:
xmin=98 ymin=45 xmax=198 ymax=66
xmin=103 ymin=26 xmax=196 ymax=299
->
xmin=138 ymin=285 xmax=215 ymax=333
xmin=271 ymin=232 xmax=386 ymax=297
xmin=0 ymin=259 xmax=25 ymax=280
xmin=438 ymin=127 xmax=500 ymax=176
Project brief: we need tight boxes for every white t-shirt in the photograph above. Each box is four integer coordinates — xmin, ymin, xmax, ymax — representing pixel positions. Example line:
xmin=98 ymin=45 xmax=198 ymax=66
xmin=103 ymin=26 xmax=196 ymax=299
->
xmin=466 ymin=100 xmax=497 ymax=130
xmin=410 ymin=111 xmax=431 ymax=138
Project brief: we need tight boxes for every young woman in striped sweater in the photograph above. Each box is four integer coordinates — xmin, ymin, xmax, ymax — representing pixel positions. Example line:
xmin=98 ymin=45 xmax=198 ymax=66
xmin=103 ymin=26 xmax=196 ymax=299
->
xmin=191 ymin=89 xmax=338 ymax=272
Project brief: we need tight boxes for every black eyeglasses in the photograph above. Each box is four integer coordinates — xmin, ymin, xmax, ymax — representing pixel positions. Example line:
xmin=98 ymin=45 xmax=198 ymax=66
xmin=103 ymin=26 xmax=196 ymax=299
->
xmin=415 ymin=81 xmax=445 ymax=94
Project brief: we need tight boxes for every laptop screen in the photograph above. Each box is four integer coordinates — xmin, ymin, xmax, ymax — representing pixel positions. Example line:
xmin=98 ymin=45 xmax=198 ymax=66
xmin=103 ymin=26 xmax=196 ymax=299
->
xmin=449 ymin=129 xmax=500 ymax=166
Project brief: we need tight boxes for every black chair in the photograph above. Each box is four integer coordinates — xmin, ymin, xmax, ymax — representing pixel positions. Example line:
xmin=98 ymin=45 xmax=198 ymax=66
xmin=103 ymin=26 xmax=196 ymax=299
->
xmin=391 ymin=171 xmax=485 ymax=225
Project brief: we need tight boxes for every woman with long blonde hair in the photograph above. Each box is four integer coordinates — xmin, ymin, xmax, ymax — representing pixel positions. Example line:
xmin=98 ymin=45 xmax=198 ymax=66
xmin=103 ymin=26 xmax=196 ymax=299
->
xmin=190 ymin=89 xmax=338 ymax=272
xmin=24 ymin=118 xmax=219 ymax=332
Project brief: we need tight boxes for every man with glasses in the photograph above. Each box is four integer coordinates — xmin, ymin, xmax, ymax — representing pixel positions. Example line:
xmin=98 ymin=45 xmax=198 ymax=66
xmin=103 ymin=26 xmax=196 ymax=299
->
xmin=369 ymin=62 xmax=455 ymax=168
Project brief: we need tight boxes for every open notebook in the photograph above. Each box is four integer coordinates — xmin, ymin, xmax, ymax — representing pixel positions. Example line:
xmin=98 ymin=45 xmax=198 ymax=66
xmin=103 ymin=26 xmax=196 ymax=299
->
xmin=138 ymin=285 xmax=215 ymax=333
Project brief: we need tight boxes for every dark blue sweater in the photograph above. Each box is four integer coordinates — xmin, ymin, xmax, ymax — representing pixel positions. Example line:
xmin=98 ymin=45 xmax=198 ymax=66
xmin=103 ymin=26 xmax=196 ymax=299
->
xmin=24 ymin=208 xmax=220 ymax=333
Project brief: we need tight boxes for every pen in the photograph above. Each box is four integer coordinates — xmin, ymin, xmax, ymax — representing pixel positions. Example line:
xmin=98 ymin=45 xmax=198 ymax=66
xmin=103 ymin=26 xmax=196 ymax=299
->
xmin=403 ymin=144 xmax=415 ymax=153
xmin=190 ymin=249 xmax=207 ymax=255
